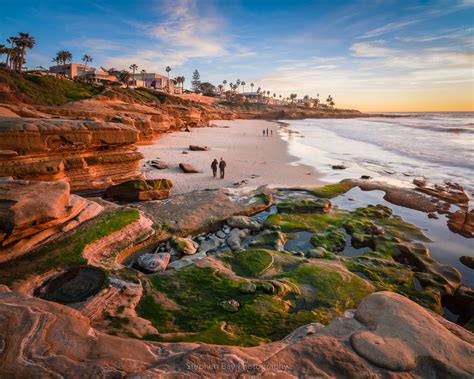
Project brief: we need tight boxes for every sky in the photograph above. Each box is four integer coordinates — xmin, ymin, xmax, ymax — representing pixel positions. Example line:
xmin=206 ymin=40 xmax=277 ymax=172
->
xmin=1 ymin=0 xmax=473 ymax=112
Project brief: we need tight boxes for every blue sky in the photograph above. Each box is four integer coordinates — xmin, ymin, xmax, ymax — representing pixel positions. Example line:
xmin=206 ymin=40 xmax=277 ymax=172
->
xmin=1 ymin=0 xmax=473 ymax=111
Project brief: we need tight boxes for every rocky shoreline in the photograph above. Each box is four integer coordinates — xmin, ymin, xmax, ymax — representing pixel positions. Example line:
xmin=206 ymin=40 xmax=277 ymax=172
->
xmin=0 ymin=72 xmax=472 ymax=377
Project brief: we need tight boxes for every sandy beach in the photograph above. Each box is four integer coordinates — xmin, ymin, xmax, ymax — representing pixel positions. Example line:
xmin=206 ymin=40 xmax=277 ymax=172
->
xmin=139 ymin=119 xmax=323 ymax=194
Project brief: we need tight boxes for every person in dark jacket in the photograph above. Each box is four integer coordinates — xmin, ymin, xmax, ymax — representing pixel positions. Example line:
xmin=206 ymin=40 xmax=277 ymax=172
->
xmin=211 ymin=158 xmax=218 ymax=178
xmin=219 ymin=157 xmax=226 ymax=179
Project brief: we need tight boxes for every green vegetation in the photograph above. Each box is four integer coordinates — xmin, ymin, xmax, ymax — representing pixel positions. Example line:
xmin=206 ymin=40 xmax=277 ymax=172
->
xmin=0 ymin=208 xmax=140 ymax=285
xmin=230 ymin=249 xmax=274 ymax=277
xmin=0 ymin=69 xmax=102 ymax=105
xmin=311 ymin=231 xmax=346 ymax=252
xmin=308 ymin=180 xmax=357 ymax=198
xmin=265 ymin=211 xmax=346 ymax=233
xmin=280 ymin=264 xmax=373 ymax=323
xmin=277 ymin=198 xmax=331 ymax=213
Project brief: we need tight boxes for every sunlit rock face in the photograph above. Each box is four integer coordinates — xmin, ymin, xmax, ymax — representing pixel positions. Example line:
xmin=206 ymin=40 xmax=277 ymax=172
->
xmin=0 ymin=289 xmax=472 ymax=377
xmin=0 ymin=118 xmax=144 ymax=191
xmin=0 ymin=178 xmax=103 ymax=263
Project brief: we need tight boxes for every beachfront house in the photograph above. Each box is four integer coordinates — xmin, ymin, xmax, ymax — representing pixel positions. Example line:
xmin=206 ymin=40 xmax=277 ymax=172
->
xmin=83 ymin=68 xmax=119 ymax=85
xmin=132 ymin=73 xmax=177 ymax=93
xmin=49 ymin=63 xmax=94 ymax=79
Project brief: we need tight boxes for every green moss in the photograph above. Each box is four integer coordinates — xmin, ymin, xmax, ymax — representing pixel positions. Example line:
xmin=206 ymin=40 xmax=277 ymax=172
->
xmin=277 ymin=198 xmax=331 ymax=213
xmin=311 ymin=231 xmax=346 ymax=252
xmin=307 ymin=180 xmax=356 ymax=198
xmin=116 ymin=305 xmax=125 ymax=314
xmin=279 ymin=265 xmax=373 ymax=323
xmin=106 ymin=314 xmax=130 ymax=329
xmin=231 ymin=249 xmax=274 ymax=277
xmin=265 ymin=212 xmax=346 ymax=233
xmin=0 ymin=208 xmax=140 ymax=286
xmin=345 ymin=258 xmax=442 ymax=313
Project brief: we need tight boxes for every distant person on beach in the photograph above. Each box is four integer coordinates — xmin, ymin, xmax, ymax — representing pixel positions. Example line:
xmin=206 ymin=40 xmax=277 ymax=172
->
xmin=266 ymin=128 xmax=269 ymax=136
xmin=219 ymin=158 xmax=226 ymax=179
xmin=271 ymin=130 xmax=273 ymax=136
xmin=211 ymin=158 xmax=218 ymax=178
xmin=262 ymin=129 xmax=265 ymax=136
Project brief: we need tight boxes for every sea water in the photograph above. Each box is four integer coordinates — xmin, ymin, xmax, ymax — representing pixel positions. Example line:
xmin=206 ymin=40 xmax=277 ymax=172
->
xmin=282 ymin=112 xmax=474 ymax=195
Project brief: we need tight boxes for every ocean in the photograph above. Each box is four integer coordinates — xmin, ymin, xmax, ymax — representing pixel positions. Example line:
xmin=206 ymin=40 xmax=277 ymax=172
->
xmin=282 ymin=112 xmax=474 ymax=195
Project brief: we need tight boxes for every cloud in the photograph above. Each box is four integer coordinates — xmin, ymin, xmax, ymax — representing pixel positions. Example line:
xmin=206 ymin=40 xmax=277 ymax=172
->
xmin=350 ymin=40 xmax=395 ymax=57
xmin=359 ymin=20 xmax=420 ymax=39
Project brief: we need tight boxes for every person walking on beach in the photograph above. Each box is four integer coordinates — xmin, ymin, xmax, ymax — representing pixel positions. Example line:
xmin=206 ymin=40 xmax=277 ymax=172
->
xmin=219 ymin=157 xmax=226 ymax=179
xmin=211 ymin=158 xmax=218 ymax=178
xmin=266 ymin=128 xmax=269 ymax=136
xmin=262 ymin=129 xmax=265 ymax=136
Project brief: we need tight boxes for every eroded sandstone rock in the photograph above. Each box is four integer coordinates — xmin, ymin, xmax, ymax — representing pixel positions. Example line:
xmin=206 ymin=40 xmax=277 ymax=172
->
xmin=0 ymin=290 xmax=471 ymax=377
xmin=0 ymin=178 xmax=103 ymax=262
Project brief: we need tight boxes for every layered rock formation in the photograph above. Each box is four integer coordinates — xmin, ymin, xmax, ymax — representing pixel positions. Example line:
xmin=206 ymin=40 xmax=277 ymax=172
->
xmin=0 ymin=288 xmax=472 ymax=377
xmin=0 ymin=118 xmax=144 ymax=191
xmin=0 ymin=178 xmax=103 ymax=263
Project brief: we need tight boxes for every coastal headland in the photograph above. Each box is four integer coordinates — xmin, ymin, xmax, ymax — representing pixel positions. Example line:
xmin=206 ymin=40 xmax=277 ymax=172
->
xmin=0 ymin=69 xmax=473 ymax=377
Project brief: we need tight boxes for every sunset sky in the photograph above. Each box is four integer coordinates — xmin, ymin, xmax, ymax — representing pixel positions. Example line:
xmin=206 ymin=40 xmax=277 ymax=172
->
xmin=1 ymin=0 xmax=473 ymax=112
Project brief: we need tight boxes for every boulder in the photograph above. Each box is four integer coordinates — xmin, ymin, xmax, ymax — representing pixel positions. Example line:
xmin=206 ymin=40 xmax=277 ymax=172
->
xmin=197 ymin=238 xmax=222 ymax=254
xmin=105 ymin=179 xmax=172 ymax=202
xmin=179 ymin=163 xmax=200 ymax=173
xmin=221 ymin=299 xmax=240 ymax=312
xmin=147 ymin=160 xmax=168 ymax=170
xmin=189 ymin=145 xmax=209 ymax=151
xmin=332 ymin=164 xmax=347 ymax=170
xmin=136 ymin=253 xmax=170 ymax=273
xmin=170 ymin=236 xmax=198 ymax=255
xmin=239 ymin=282 xmax=257 ymax=294
xmin=227 ymin=215 xmax=261 ymax=231
xmin=250 ymin=230 xmax=287 ymax=251
xmin=227 ymin=228 xmax=249 ymax=251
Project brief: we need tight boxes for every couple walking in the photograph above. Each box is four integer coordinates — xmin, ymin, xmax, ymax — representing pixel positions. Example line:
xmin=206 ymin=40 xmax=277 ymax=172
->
xmin=211 ymin=158 xmax=226 ymax=179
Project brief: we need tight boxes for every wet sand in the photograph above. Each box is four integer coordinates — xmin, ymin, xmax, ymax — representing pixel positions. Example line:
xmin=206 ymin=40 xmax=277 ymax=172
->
xmin=139 ymin=119 xmax=323 ymax=194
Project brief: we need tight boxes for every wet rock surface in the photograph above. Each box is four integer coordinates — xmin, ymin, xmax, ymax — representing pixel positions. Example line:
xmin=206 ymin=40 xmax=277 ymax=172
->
xmin=34 ymin=266 xmax=105 ymax=303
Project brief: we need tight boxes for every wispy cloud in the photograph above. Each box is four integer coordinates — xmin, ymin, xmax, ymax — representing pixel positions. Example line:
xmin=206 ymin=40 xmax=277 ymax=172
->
xmin=359 ymin=20 xmax=421 ymax=39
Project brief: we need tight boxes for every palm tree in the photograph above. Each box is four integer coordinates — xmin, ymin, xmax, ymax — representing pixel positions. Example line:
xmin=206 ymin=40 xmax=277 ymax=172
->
xmin=15 ymin=32 xmax=35 ymax=72
xmin=82 ymin=54 xmax=93 ymax=67
xmin=229 ymin=82 xmax=234 ymax=93
xmin=236 ymin=79 xmax=241 ymax=93
xmin=119 ymin=70 xmax=132 ymax=88
xmin=218 ymin=84 xmax=224 ymax=93
xmin=141 ymin=69 xmax=146 ymax=86
xmin=5 ymin=37 xmax=17 ymax=69
xmin=180 ymin=76 xmax=185 ymax=93
xmin=222 ymin=80 xmax=227 ymax=90
xmin=250 ymin=82 xmax=254 ymax=92
xmin=241 ymin=81 xmax=246 ymax=93
xmin=129 ymin=64 xmax=138 ymax=87
xmin=165 ymin=66 xmax=172 ymax=93
xmin=54 ymin=50 xmax=73 ymax=65
xmin=290 ymin=93 xmax=297 ymax=104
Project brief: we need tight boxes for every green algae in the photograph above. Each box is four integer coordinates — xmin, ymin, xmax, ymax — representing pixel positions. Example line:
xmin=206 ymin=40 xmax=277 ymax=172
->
xmin=311 ymin=231 xmax=346 ymax=252
xmin=0 ymin=208 xmax=140 ymax=286
xmin=307 ymin=180 xmax=357 ymax=198
xmin=231 ymin=249 xmax=274 ymax=277
xmin=277 ymin=198 xmax=331 ymax=213
xmin=264 ymin=212 xmax=346 ymax=233
xmin=139 ymin=252 xmax=376 ymax=346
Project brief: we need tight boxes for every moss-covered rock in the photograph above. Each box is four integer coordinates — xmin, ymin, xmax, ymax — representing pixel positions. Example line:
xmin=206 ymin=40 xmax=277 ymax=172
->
xmin=170 ymin=236 xmax=197 ymax=255
xmin=106 ymin=179 xmax=172 ymax=202
xmin=231 ymin=249 xmax=274 ymax=277
xmin=307 ymin=247 xmax=335 ymax=259
xmin=239 ymin=281 xmax=257 ymax=294
xmin=249 ymin=230 xmax=287 ymax=251
xmin=277 ymin=198 xmax=331 ymax=213
xmin=307 ymin=179 xmax=357 ymax=198
xmin=265 ymin=212 xmax=346 ymax=233
xmin=311 ymin=231 xmax=346 ymax=252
